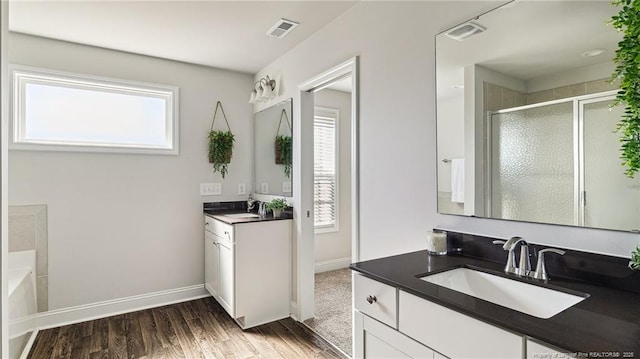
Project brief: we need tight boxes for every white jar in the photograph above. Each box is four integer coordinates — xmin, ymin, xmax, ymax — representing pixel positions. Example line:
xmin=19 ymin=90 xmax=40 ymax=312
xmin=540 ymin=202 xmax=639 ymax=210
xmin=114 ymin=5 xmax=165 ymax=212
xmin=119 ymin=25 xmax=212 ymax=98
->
xmin=426 ymin=230 xmax=447 ymax=256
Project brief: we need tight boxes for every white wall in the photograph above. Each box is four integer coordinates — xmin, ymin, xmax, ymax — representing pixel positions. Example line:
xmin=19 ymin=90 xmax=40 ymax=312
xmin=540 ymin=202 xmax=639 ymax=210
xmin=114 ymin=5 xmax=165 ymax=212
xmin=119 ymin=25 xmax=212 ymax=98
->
xmin=314 ymin=89 xmax=352 ymax=268
xmin=8 ymin=33 xmax=254 ymax=310
xmin=255 ymin=1 xmax=639 ymax=261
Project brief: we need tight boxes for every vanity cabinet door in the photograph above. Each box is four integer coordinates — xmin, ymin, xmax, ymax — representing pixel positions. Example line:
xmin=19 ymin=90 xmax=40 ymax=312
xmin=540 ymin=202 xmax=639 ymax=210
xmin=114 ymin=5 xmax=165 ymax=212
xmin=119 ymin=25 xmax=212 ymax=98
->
xmin=218 ymin=240 xmax=235 ymax=316
xmin=355 ymin=311 xmax=439 ymax=359
xmin=527 ymin=339 xmax=571 ymax=359
xmin=204 ymin=231 xmax=219 ymax=297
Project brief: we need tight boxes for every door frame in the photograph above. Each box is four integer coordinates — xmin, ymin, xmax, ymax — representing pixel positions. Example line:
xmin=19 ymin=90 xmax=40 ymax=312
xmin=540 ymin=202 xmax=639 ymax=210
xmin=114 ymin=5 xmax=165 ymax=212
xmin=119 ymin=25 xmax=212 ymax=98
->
xmin=295 ymin=57 xmax=359 ymax=321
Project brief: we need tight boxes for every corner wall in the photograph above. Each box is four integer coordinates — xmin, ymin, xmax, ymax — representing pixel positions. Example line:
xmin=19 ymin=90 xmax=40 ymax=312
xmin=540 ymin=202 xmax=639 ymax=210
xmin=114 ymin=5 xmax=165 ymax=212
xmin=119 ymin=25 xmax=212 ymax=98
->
xmin=8 ymin=33 xmax=254 ymax=310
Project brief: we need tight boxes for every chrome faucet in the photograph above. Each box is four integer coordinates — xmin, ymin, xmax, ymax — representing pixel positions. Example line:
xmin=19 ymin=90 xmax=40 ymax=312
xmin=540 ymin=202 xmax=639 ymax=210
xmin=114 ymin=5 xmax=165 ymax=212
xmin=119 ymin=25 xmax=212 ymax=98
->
xmin=247 ymin=195 xmax=256 ymax=213
xmin=258 ymin=201 xmax=266 ymax=217
xmin=532 ymin=248 xmax=565 ymax=281
xmin=494 ymin=236 xmax=531 ymax=276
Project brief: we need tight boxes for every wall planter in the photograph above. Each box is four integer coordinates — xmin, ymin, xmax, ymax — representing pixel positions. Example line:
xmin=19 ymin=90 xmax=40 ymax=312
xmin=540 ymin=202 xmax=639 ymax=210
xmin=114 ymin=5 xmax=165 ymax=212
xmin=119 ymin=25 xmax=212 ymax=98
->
xmin=275 ymin=109 xmax=292 ymax=178
xmin=611 ymin=0 xmax=640 ymax=178
xmin=208 ymin=101 xmax=235 ymax=179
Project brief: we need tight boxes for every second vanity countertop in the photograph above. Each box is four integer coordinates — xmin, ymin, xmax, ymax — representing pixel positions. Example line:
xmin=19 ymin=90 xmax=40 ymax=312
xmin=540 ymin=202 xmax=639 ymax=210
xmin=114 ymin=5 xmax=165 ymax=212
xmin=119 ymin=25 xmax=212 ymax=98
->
xmin=351 ymin=250 xmax=640 ymax=353
xmin=204 ymin=211 xmax=292 ymax=225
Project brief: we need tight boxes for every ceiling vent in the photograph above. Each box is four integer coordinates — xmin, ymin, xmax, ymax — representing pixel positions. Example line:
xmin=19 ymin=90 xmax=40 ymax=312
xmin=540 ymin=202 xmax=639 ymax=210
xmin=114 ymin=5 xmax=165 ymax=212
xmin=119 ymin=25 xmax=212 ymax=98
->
xmin=267 ymin=18 xmax=299 ymax=39
xmin=445 ymin=22 xmax=486 ymax=41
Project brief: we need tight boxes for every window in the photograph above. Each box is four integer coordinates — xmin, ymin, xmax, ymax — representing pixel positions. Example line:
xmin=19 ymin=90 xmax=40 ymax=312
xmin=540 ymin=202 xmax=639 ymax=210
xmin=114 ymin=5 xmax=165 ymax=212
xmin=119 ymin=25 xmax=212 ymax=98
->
xmin=11 ymin=65 xmax=179 ymax=154
xmin=314 ymin=107 xmax=338 ymax=232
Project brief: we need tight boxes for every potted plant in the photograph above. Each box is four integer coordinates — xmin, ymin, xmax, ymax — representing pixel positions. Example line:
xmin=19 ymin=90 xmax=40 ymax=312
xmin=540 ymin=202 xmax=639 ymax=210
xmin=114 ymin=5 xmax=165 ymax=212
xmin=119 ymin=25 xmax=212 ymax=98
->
xmin=208 ymin=101 xmax=234 ymax=179
xmin=266 ymin=198 xmax=288 ymax=218
xmin=275 ymin=135 xmax=292 ymax=178
xmin=208 ymin=130 xmax=235 ymax=179
xmin=629 ymin=247 xmax=640 ymax=270
xmin=611 ymin=0 xmax=640 ymax=178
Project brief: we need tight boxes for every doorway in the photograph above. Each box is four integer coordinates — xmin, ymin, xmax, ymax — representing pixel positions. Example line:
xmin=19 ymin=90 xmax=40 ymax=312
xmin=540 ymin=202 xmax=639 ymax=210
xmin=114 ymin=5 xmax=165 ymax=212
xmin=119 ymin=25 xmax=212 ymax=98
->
xmin=304 ymin=77 xmax=353 ymax=354
xmin=296 ymin=58 xmax=358 ymax=357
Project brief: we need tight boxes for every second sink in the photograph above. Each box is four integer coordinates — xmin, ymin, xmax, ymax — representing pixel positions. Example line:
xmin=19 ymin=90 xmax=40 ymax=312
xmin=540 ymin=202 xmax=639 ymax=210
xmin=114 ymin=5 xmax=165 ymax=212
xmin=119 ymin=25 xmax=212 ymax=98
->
xmin=420 ymin=267 xmax=587 ymax=319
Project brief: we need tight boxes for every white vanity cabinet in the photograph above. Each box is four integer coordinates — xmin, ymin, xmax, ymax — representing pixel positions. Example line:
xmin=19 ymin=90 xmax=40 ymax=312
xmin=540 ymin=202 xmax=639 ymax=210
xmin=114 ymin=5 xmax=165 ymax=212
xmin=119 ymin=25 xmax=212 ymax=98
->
xmin=353 ymin=273 xmax=447 ymax=359
xmin=526 ymin=339 xmax=572 ymax=359
xmin=204 ymin=215 xmax=291 ymax=329
xmin=354 ymin=273 xmax=568 ymax=359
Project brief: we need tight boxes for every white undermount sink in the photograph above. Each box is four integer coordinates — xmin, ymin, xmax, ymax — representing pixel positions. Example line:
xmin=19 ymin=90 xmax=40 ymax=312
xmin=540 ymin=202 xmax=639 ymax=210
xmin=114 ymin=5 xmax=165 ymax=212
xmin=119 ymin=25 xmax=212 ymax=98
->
xmin=420 ymin=267 xmax=587 ymax=319
xmin=223 ymin=213 xmax=261 ymax=219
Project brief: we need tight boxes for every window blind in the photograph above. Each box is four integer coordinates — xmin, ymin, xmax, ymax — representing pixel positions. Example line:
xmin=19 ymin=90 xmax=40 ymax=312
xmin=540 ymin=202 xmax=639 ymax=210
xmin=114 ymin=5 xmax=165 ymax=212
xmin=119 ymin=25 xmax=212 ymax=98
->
xmin=314 ymin=112 xmax=337 ymax=229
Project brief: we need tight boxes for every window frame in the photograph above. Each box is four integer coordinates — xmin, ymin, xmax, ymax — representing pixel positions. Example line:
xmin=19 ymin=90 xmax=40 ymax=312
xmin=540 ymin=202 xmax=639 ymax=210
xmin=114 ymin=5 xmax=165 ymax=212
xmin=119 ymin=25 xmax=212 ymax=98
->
xmin=10 ymin=65 xmax=180 ymax=155
xmin=314 ymin=106 xmax=339 ymax=234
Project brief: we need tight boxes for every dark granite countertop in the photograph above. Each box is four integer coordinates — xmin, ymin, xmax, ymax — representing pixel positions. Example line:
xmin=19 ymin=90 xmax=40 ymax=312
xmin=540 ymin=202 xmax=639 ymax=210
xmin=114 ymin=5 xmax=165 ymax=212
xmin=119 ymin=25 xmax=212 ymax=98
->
xmin=351 ymin=249 xmax=640 ymax=353
xmin=204 ymin=211 xmax=292 ymax=225
xmin=203 ymin=201 xmax=293 ymax=225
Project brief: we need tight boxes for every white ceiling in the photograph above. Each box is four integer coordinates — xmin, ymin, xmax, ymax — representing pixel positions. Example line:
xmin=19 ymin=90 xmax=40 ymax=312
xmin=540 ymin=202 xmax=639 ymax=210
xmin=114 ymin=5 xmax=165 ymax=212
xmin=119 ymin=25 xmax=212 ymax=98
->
xmin=437 ymin=1 xmax=621 ymax=100
xmin=8 ymin=0 xmax=358 ymax=74
xmin=326 ymin=76 xmax=352 ymax=93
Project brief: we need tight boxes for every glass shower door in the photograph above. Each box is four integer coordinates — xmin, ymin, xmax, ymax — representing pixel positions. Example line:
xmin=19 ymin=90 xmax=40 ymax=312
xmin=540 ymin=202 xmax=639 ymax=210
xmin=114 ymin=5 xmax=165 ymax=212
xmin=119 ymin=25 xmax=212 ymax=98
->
xmin=489 ymin=102 xmax=575 ymax=225
xmin=582 ymin=98 xmax=640 ymax=231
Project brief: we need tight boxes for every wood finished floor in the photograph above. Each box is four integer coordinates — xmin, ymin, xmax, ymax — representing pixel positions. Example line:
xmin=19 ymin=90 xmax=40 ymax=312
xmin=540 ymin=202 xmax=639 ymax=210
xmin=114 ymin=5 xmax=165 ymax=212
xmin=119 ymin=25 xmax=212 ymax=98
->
xmin=27 ymin=297 xmax=345 ymax=359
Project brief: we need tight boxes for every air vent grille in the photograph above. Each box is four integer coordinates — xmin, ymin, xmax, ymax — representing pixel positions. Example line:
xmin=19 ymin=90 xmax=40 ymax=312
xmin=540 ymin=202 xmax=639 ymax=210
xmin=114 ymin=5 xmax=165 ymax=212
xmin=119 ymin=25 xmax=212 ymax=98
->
xmin=267 ymin=18 xmax=299 ymax=39
xmin=445 ymin=22 xmax=486 ymax=41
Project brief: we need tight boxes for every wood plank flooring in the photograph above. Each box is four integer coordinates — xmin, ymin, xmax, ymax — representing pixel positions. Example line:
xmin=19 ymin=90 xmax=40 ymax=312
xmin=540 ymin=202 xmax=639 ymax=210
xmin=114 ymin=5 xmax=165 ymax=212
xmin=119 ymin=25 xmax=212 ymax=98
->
xmin=27 ymin=297 xmax=345 ymax=359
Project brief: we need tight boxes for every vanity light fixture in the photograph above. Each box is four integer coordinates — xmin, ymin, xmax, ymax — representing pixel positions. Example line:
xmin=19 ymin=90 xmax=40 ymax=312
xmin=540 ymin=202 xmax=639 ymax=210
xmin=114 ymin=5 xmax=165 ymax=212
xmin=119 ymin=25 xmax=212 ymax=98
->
xmin=249 ymin=76 xmax=277 ymax=104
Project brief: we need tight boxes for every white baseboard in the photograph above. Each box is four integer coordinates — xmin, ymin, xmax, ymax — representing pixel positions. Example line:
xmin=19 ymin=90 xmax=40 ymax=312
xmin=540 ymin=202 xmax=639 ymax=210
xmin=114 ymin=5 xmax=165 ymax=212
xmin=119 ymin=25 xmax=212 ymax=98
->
xmin=289 ymin=301 xmax=299 ymax=321
xmin=315 ymin=257 xmax=351 ymax=273
xmin=36 ymin=284 xmax=209 ymax=330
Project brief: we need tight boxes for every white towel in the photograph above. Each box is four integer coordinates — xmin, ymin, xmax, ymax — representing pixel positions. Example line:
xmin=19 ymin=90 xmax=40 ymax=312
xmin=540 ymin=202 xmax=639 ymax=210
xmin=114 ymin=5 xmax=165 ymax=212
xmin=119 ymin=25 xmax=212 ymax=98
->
xmin=451 ymin=158 xmax=465 ymax=203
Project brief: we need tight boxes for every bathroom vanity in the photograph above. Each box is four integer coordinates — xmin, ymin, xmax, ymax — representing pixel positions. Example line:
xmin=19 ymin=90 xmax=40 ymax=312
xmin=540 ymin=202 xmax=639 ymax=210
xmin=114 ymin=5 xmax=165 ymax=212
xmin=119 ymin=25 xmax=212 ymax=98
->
xmin=351 ymin=231 xmax=640 ymax=358
xmin=203 ymin=203 xmax=292 ymax=329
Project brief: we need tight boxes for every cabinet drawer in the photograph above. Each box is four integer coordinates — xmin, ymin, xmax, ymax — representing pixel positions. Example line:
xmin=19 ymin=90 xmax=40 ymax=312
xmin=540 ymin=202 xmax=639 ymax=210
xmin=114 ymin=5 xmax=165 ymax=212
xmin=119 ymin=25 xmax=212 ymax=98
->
xmin=527 ymin=339 xmax=570 ymax=359
xmin=354 ymin=273 xmax=398 ymax=328
xmin=399 ymin=291 xmax=522 ymax=359
xmin=204 ymin=215 xmax=234 ymax=240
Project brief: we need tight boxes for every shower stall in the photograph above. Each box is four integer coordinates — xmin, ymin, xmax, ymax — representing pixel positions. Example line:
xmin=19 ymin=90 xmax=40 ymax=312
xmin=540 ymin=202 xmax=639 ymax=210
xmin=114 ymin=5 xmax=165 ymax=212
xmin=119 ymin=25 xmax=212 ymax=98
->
xmin=488 ymin=91 xmax=640 ymax=231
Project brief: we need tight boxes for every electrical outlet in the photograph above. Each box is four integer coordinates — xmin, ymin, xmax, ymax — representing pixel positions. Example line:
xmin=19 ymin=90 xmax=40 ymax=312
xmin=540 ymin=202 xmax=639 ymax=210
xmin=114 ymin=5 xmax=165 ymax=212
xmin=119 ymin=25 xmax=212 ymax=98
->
xmin=200 ymin=183 xmax=222 ymax=196
xmin=261 ymin=183 xmax=269 ymax=194
xmin=238 ymin=183 xmax=246 ymax=195
xmin=282 ymin=182 xmax=291 ymax=193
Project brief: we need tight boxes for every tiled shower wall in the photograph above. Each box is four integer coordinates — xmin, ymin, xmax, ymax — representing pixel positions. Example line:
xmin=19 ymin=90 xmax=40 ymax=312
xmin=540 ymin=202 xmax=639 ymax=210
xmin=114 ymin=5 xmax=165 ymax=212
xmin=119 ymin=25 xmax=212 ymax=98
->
xmin=9 ymin=205 xmax=48 ymax=312
xmin=484 ymin=78 xmax=620 ymax=112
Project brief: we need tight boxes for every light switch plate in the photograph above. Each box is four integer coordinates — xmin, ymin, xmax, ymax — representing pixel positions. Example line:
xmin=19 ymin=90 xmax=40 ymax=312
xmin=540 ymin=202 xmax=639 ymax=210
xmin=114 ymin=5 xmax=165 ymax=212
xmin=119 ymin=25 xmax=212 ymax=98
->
xmin=282 ymin=182 xmax=291 ymax=193
xmin=200 ymin=183 xmax=222 ymax=196
xmin=261 ymin=183 xmax=269 ymax=194
xmin=238 ymin=183 xmax=246 ymax=195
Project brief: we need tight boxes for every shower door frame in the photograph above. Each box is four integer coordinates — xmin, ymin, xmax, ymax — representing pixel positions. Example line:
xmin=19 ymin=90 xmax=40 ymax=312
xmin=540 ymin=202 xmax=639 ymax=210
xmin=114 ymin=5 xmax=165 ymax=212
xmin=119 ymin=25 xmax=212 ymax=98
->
xmin=486 ymin=90 xmax=617 ymax=227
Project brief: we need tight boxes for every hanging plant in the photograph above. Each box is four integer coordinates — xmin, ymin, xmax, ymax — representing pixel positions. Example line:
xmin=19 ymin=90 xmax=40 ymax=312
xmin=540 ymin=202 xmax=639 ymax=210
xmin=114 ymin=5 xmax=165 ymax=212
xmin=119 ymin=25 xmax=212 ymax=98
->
xmin=275 ymin=135 xmax=292 ymax=178
xmin=610 ymin=0 xmax=640 ymax=178
xmin=274 ymin=109 xmax=292 ymax=178
xmin=208 ymin=130 xmax=235 ymax=178
xmin=208 ymin=101 xmax=235 ymax=179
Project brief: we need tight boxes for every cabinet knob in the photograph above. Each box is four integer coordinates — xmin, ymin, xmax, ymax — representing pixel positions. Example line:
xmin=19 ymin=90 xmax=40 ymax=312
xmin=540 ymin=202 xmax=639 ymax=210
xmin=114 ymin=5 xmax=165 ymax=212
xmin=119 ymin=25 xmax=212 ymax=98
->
xmin=366 ymin=295 xmax=377 ymax=304
xmin=205 ymin=222 xmax=209 ymax=225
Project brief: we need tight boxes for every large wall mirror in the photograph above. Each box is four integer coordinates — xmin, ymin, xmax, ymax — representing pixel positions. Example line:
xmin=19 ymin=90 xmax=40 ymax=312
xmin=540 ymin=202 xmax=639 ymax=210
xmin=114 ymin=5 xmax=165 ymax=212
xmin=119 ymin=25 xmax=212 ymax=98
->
xmin=254 ymin=98 xmax=293 ymax=197
xmin=436 ymin=1 xmax=640 ymax=232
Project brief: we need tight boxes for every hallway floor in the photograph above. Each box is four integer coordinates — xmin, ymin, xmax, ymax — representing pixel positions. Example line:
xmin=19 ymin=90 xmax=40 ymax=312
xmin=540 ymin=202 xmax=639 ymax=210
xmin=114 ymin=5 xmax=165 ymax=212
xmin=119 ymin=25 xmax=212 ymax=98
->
xmin=304 ymin=268 xmax=352 ymax=356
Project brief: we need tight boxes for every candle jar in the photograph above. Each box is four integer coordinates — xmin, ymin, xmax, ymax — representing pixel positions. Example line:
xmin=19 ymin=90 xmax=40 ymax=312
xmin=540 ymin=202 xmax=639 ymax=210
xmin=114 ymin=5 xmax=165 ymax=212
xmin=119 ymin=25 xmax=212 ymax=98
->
xmin=426 ymin=230 xmax=448 ymax=256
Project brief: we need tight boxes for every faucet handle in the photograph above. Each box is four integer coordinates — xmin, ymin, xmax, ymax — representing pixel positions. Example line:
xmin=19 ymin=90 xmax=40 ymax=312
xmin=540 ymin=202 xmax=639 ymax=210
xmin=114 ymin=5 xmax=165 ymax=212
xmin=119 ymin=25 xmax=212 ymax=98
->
xmin=492 ymin=240 xmax=506 ymax=247
xmin=532 ymin=248 xmax=566 ymax=281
